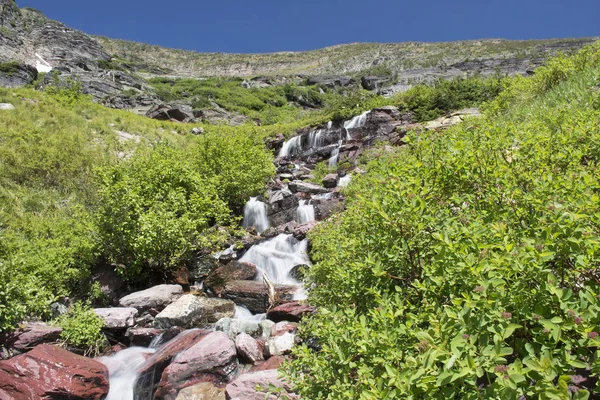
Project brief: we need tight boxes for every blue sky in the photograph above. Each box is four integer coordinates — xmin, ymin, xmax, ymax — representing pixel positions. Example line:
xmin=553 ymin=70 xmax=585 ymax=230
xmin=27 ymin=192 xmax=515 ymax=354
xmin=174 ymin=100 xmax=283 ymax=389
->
xmin=16 ymin=0 xmax=600 ymax=53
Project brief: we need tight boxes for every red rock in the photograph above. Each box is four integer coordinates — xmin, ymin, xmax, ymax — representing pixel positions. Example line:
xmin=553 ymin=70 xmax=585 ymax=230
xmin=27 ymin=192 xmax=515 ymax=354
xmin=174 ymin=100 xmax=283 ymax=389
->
xmin=0 ymin=344 xmax=109 ymax=400
xmin=155 ymin=331 xmax=237 ymax=399
xmin=250 ymin=356 xmax=287 ymax=372
xmin=0 ymin=322 xmax=62 ymax=354
xmin=271 ymin=321 xmax=298 ymax=337
xmin=293 ymin=221 xmax=316 ymax=240
xmin=235 ymin=332 xmax=263 ymax=364
xmin=134 ymin=329 xmax=211 ymax=399
xmin=205 ymin=261 xmax=258 ymax=293
xmin=225 ymin=369 xmax=298 ymax=400
xmin=266 ymin=301 xmax=316 ymax=322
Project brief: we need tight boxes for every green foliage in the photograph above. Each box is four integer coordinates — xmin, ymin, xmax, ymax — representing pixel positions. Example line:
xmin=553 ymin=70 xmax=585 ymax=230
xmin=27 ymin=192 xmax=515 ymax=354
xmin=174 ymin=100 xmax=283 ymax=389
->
xmin=287 ymin=41 xmax=600 ymax=399
xmin=0 ymin=61 xmax=19 ymax=75
xmin=96 ymin=145 xmax=232 ymax=282
xmin=58 ymin=302 xmax=105 ymax=355
xmin=96 ymin=58 xmax=126 ymax=72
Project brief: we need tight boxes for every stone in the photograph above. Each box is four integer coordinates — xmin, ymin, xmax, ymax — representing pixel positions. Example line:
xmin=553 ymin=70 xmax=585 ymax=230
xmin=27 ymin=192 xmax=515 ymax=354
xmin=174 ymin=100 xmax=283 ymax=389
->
xmin=289 ymin=264 xmax=308 ymax=281
xmin=0 ymin=322 xmax=62 ymax=354
xmin=322 ymin=174 xmax=339 ymax=188
xmin=235 ymin=332 xmax=264 ymax=364
xmin=204 ymin=261 xmax=258 ymax=293
xmin=271 ymin=322 xmax=299 ymax=337
xmin=135 ymin=329 xmax=212 ymax=399
xmin=361 ymin=75 xmax=393 ymax=91
xmin=119 ymin=284 xmax=183 ymax=313
xmin=306 ymin=75 xmax=354 ymax=88
xmin=154 ymin=332 xmax=237 ymax=399
xmin=90 ymin=264 xmax=124 ymax=303
xmin=126 ymin=327 xmax=184 ymax=347
xmin=0 ymin=344 xmax=109 ymax=399
xmin=220 ymin=280 xmax=297 ymax=314
xmin=267 ymin=301 xmax=317 ymax=323
xmin=176 ymin=382 xmax=225 ymax=400
xmin=225 ymin=369 xmax=298 ymax=400
xmin=94 ymin=307 xmax=138 ymax=329
xmin=250 ymin=355 xmax=287 ymax=372
xmin=288 ymin=180 xmax=330 ymax=195
xmin=154 ymin=295 xmax=236 ymax=329
xmin=0 ymin=103 xmax=15 ymax=110
xmin=0 ymin=63 xmax=37 ymax=88
xmin=293 ymin=221 xmax=317 ymax=240
xmin=266 ymin=332 xmax=297 ymax=357
xmin=190 ymin=127 xmax=205 ymax=135
xmin=146 ymin=104 xmax=194 ymax=122
xmin=425 ymin=108 xmax=481 ymax=130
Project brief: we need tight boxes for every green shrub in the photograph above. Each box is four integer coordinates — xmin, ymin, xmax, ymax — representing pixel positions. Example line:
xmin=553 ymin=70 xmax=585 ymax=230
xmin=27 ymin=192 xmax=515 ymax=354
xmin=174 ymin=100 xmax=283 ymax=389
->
xmin=287 ymin=41 xmax=600 ymax=399
xmin=58 ymin=302 xmax=105 ymax=355
xmin=0 ymin=61 xmax=19 ymax=75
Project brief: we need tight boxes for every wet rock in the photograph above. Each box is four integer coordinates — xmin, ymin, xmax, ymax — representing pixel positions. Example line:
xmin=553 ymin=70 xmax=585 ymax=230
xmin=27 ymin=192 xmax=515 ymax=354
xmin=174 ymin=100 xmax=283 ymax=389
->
xmin=271 ymin=321 xmax=299 ymax=337
xmin=176 ymin=382 xmax=225 ymax=400
xmin=155 ymin=332 xmax=237 ymax=399
xmin=119 ymin=284 xmax=183 ymax=313
xmin=94 ymin=307 xmax=138 ymax=329
xmin=322 ymin=174 xmax=339 ymax=188
xmin=289 ymin=264 xmax=308 ymax=281
xmin=154 ymin=295 xmax=236 ymax=329
xmin=314 ymin=197 xmax=344 ymax=220
xmin=266 ymin=332 xmax=297 ymax=357
xmin=205 ymin=261 xmax=258 ymax=293
xmin=225 ymin=369 xmax=298 ymax=400
xmin=293 ymin=221 xmax=316 ymax=240
xmin=0 ymin=344 xmax=109 ymax=399
xmin=220 ymin=281 xmax=297 ymax=314
xmin=267 ymin=301 xmax=317 ymax=323
xmin=0 ymin=322 xmax=62 ymax=355
xmin=126 ymin=327 xmax=184 ymax=347
xmin=135 ymin=329 xmax=212 ymax=399
xmin=190 ymin=255 xmax=220 ymax=281
xmin=288 ymin=180 xmax=329 ymax=195
xmin=235 ymin=332 xmax=264 ymax=364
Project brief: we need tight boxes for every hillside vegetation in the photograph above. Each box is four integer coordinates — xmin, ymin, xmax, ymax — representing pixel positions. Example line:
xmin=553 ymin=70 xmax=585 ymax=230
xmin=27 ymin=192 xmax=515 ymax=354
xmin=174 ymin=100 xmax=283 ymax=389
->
xmin=287 ymin=42 xmax=600 ymax=398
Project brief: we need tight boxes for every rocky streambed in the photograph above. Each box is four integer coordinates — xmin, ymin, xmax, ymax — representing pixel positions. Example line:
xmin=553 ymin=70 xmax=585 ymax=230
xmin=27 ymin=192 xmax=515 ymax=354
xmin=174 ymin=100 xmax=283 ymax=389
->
xmin=0 ymin=106 xmax=473 ymax=399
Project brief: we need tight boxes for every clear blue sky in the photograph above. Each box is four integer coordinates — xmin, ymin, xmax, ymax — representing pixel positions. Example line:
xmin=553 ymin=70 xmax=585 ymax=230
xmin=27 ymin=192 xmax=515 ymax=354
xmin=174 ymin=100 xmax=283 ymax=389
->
xmin=16 ymin=0 xmax=600 ymax=53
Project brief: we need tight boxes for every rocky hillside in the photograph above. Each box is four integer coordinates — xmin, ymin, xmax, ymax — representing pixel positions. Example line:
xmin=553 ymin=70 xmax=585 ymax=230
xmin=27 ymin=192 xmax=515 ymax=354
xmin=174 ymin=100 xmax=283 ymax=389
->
xmin=97 ymin=35 xmax=598 ymax=83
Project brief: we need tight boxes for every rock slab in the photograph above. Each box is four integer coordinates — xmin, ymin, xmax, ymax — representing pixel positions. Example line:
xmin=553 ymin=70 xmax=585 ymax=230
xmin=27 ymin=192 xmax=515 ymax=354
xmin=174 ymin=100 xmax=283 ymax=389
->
xmin=225 ymin=369 xmax=298 ymax=400
xmin=119 ymin=284 xmax=183 ymax=313
xmin=154 ymin=295 xmax=236 ymax=328
xmin=94 ymin=307 xmax=138 ymax=329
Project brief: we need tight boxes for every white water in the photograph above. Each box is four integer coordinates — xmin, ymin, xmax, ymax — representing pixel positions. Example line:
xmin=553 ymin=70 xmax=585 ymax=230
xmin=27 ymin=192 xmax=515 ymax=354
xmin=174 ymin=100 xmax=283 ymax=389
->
xmin=312 ymin=192 xmax=334 ymax=200
xmin=328 ymin=140 xmax=343 ymax=168
xmin=235 ymin=305 xmax=267 ymax=321
xmin=240 ymin=234 xmax=309 ymax=285
xmin=99 ymin=347 xmax=156 ymax=400
xmin=343 ymin=111 xmax=370 ymax=140
xmin=296 ymin=200 xmax=315 ymax=224
xmin=327 ymin=121 xmax=333 ymax=130
xmin=307 ymin=129 xmax=325 ymax=149
xmin=279 ymin=136 xmax=303 ymax=157
xmin=243 ymin=197 xmax=270 ymax=233
xmin=339 ymin=175 xmax=353 ymax=187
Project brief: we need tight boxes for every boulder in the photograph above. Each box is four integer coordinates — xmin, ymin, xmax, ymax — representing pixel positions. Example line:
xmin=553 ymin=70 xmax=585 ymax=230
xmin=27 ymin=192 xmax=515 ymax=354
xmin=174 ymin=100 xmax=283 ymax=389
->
xmin=0 ymin=103 xmax=15 ymax=110
xmin=288 ymin=180 xmax=329 ymax=195
xmin=266 ymin=332 xmax=297 ymax=357
xmin=119 ymin=284 xmax=183 ymax=313
xmin=126 ymin=327 xmax=184 ymax=347
xmin=322 ymin=174 xmax=339 ymax=188
xmin=215 ymin=318 xmax=273 ymax=341
xmin=293 ymin=221 xmax=317 ymax=240
xmin=0 ymin=322 xmax=62 ymax=354
xmin=146 ymin=104 xmax=194 ymax=122
xmin=205 ymin=261 xmax=258 ymax=293
xmin=225 ymin=369 xmax=298 ymax=400
xmin=307 ymin=75 xmax=354 ymax=88
xmin=267 ymin=301 xmax=317 ymax=323
xmin=154 ymin=295 xmax=236 ymax=329
xmin=220 ymin=281 xmax=297 ymax=314
xmin=361 ymin=75 xmax=393 ymax=91
xmin=271 ymin=322 xmax=299 ymax=337
xmin=190 ymin=255 xmax=220 ymax=281
xmin=235 ymin=333 xmax=264 ymax=364
xmin=154 ymin=332 xmax=237 ymax=399
xmin=176 ymin=382 xmax=225 ymax=400
xmin=0 ymin=63 xmax=37 ymax=88
xmin=94 ymin=307 xmax=138 ymax=329
xmin=90 ymin=264 xmax=124 ymax=303
xmin=289 ymin=264 xmax=308 ymax=281
xmin=424 ymin=108 xmax=481 ymax=130
xmin=0 ymin=344 xmax=109 ymax=399
xmin=135 ymin=329 xmax=212 ymax=399
xmin=250 ymin=355 xmax=287 ymax=372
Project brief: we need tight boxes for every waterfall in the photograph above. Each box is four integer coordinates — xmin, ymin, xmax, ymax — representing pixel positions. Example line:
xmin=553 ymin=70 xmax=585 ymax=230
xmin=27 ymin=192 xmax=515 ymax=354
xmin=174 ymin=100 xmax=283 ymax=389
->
xmin=279 ymin=136 xmax=302 ymax=158
xmin=327 ymin=121 xmax=333 ymax=130
xmin=243 ymin=198 xmax=269 ymax=233
xmin=328 ymin=140 xmax=343 ymax=168
xmin=339 ymin=175 xmax=352 ymax=187
xmin=235 ymin=305 xmax=266 ymax=321
xmin=240 ymin=234 xmax=309 ymax=285
xmin=296 ymin=200 xmax=315 ymax=224
xmin=343 ymin=110 xmax=370 ymax=140
xmin=312 ymin=192 xmax=334 ymax=200
xmin=307 ymin=129 xmax=325 ymax=149
xmin=99 ymin=347 xmax=156 ymax=400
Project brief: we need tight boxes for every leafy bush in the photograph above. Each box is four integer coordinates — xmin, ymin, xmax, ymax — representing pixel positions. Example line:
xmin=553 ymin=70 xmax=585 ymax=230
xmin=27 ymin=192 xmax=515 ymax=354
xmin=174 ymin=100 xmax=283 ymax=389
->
xmin=287 ymin=41 xmax=600 ymax=399
xmin=96 ymin=145 xmax=232 ymax=282
xmin=58 ymin=302 xmax=105 ymax=355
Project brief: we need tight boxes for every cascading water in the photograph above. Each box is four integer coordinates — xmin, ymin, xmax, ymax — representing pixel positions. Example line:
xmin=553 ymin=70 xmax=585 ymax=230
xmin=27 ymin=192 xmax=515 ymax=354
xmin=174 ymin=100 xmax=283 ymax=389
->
xmin=240 ymin=234 xmax=309 ymax=286
xmin=328 ymin=140 xmax=343 ymax=168
xmin=307 ymin=129 xmax=325 ymax=149
xmin=339 ymin=174 xmax=352 ymax=187
xmin=243 ymin=197 xmax=270 ymax=233
xmin=99 ymin=347 xmax=156 ymax=400
xmin=296 ymin=200 xmax=315 ymax=224
xmin=235 ymin=305 xmax=266 ymax=321
xmin=312 ymin=192 xmax=334 ymax=200
xmin=279 ymin=135 xmax=303 ymax=158
xmin=343 ymin=110 xmax=370 ymax=140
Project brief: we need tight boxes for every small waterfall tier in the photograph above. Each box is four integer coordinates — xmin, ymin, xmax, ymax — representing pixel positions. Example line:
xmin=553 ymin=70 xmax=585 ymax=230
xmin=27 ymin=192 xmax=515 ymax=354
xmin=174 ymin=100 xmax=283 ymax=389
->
xmin=243 ymin=197 xmax=269 ymax=233
xmin=339 ymin=174 xmax=353 ymax=187
xmin=240 ymin=234 xmax=309 ymax=285
xmin=99 ymin=347 xmax=156 ymax=400
xmin=296 ymin=200 xmax=315 ymax=224
xmin=344 ymin=110 xmax=370 ymax=139
xmin=279 ymin=135 xmax=303 ymax=158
